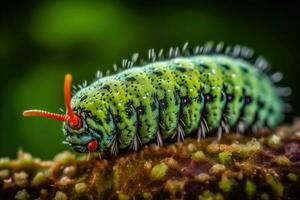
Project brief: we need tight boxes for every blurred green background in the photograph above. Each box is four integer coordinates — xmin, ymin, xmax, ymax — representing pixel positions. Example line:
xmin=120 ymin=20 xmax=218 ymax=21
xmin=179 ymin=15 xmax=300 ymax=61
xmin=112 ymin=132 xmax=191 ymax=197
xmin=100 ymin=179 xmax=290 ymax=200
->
xmin=0 ymin=1 xmax=299 ymax=159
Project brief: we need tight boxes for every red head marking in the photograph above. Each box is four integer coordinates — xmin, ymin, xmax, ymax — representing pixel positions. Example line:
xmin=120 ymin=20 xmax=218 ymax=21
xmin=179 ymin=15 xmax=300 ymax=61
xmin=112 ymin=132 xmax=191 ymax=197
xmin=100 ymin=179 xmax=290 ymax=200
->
xmin=23 ymin=74 xmax=81 ymax=129
xmin=87 ymin=140 xmax=98 ymax=152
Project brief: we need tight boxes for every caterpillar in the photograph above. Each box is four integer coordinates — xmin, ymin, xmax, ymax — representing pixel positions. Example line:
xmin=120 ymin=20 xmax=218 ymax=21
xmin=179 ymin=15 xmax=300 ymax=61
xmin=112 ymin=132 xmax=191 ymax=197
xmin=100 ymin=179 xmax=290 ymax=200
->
xmin=23 ymin=42 xmax=291 ymax=155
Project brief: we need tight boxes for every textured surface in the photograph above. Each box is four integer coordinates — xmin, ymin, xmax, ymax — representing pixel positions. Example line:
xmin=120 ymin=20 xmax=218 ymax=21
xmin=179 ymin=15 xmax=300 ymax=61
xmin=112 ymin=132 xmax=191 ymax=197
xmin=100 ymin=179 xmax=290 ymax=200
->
xmin=1 ymin=120 xmax=300 ymax=199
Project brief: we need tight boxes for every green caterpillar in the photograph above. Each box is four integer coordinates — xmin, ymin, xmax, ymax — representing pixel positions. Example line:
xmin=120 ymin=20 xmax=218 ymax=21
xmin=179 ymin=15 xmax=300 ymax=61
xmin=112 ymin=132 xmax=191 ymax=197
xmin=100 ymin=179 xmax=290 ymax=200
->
xmin=23 ymin=42 xmax=290 ymax=155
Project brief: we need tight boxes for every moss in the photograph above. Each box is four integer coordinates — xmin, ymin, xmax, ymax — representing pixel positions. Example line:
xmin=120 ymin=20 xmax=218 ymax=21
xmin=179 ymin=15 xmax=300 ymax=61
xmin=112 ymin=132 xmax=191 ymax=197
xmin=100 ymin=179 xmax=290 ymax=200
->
xmin=164 ymin=180 xmax=184 ymax=199
xmin=187 ymin=143 xmax=197 ymax=152
xmin=18 ymin=151 xmax=34 ymax=168
xmin=199 ymin=190 xmax=224 ymax=200
xmin=15 ymin=189 xmax=30 ymax=200
xmin=206 ymin=143 xmax=220 ymax=153
xmin=0 ymin=158 xmax=10 ymax=168
xmin=229 ymin=143 xmax=241 ymax=153
xmin=287 ymin=173 xmax=298 ymax=182
xmin=195 ymin=173 xmax=210 ymax=182
xmin=40 ymin=188 xmax=49 ymax=198
xmin=210 ymin=164 xmax=226 ymax=174
xmin=53 ymin=191 xmax=67 ymax=200
xmin=53 ymin=151 xmax=76 ymax=165
xmin=75 ymin=182 xmax=88 ymax=193
xmin=192 ymin=150 xmax=206 ymax=161
xmin=0 ymin=169 xmax=10 ymax=180
xmin=261 ymin=193 xmax=270 ymax=200
xmin=273 ymin=155 xmax=291 ymax=166
xmin=245 ymin=179 xmax=256 ymax=197
xmin=218 ymin=176 xmax=233 ymax=192
xmin=63 ymin=166 xmax=76 ymax=177
xmin=240 ymin=139 xmax=261 ymax=157
xmin=118 ymin=193 xmax=130 ymax=200
xmin=31 ymin=172 xmax=47 ymax=187
xmin=142 ymin=192 xmax=152 ymax=199
xmin=218 ymin=152 xmax=232 ymax=164
xmin=150 ymin=163 xmax=168 ymax=181
xmin=163 ymin=157 xmax=179 ymax=168
xmin=1 ymin=121 xmax=300 ymax=199
xmin=267 ymin=135 xmax=281 ymax=148
xmin=266 ymin=175 xmax=284 ymax=197
xmin=13 ymin=171 xmax=29 ymax=187
xmin=3 ymin=177 xmax=14 ymax=189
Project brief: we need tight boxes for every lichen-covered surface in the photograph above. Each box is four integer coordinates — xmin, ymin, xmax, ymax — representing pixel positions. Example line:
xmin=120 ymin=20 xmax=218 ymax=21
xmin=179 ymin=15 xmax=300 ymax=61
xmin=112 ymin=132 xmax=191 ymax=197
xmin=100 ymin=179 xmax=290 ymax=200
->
xmin=1 ymin=120 xmax=300 ymax=200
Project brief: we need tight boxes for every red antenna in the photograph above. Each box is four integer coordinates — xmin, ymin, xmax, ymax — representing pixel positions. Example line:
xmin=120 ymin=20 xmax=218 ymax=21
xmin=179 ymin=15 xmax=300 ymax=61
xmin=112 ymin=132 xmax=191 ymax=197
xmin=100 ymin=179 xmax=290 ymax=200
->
xmin=23 ymin=74 xmax=80 ymax=128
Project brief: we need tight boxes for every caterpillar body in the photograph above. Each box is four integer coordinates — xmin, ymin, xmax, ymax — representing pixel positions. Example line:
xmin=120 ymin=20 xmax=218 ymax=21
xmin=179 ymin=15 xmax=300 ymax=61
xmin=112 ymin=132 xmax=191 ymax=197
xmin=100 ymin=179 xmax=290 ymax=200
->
xmin=23 ymin=42 xmax=290 ymax=155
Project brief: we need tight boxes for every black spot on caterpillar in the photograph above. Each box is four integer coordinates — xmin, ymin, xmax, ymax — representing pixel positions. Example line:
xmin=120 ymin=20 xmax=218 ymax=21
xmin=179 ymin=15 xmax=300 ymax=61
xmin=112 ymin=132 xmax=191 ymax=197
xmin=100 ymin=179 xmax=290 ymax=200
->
xmin=23 ymin=42 xmax=291 ymax=155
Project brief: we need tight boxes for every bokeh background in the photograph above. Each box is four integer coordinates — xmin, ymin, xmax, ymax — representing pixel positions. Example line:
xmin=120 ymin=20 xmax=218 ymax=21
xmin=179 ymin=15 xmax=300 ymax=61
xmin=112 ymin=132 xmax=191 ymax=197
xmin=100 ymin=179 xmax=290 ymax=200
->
xmin=0 ymin=1 xmax=299 ymax=159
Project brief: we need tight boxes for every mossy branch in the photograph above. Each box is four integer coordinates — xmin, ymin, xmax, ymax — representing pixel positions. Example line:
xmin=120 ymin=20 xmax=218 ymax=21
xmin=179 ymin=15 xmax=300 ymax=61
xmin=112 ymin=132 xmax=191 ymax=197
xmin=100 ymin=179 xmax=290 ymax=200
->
xmin=1 ymin=120 xmax=300 ymax=199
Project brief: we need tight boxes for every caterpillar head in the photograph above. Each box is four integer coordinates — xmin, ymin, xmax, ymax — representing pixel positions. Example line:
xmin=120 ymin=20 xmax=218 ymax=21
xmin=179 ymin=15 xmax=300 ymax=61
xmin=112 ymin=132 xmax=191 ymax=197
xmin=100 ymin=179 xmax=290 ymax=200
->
xmin=23 ymin=74 xmax=100 ymax=153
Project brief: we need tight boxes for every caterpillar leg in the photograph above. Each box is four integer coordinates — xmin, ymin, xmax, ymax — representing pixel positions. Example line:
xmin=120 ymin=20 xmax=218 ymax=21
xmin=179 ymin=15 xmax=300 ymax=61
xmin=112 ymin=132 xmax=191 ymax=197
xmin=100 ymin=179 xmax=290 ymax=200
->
xmin=156 ymin=129 xmax=163 ymax=147
xmin=172 ymin=123 xmax=185 ymax=142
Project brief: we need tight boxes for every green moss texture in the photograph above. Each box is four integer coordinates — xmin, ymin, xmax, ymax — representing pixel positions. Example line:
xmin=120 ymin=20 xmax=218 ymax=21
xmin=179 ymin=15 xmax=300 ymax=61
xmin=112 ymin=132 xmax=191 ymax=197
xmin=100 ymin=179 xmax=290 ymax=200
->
xmin=1 ymin=120 xmax=300 ymax=199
